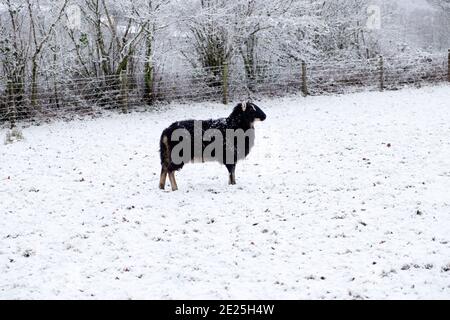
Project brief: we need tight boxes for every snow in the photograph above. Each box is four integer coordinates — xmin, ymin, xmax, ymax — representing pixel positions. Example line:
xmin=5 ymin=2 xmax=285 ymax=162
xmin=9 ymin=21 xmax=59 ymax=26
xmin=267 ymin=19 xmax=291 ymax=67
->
xmin=1 ymin=85 xmax=450 ymax=299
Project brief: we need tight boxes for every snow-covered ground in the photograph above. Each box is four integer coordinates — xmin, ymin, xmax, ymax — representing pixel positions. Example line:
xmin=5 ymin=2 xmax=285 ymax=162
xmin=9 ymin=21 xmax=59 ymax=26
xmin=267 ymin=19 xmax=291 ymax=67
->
xmin=1 ymin=86 xmax=450 ymax=299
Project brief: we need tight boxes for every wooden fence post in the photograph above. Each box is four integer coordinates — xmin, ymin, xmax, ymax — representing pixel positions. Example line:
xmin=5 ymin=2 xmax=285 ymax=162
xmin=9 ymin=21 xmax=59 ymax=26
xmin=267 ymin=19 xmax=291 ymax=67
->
xmin=447 ymin=49 xmax=450 ymax=82
xmin=379 ymin=55 xmax=384 ymax=91
xmin=120 ymin=69 xmax=129 ymax=114
xmin=144 ymin=61 xmax=154 ymax=105
xmin=301 ymin=60 xmax=308 ymax=96
xmin=222 ymin=61 xmax=229 ymax=105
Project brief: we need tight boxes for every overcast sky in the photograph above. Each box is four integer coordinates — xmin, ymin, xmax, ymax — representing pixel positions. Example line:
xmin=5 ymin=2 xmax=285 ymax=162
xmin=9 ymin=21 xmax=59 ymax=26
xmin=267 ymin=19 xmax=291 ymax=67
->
xmin=395 ymin=0 xmax=433 ymax=10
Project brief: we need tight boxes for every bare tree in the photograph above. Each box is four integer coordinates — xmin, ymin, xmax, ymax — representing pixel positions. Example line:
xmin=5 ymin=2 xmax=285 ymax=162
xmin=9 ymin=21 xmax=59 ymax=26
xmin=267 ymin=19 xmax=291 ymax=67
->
xmin=181 ymin=0 xmax=235 ymax=86
xmin=428 ymin=0 xmax=450 ymax=13
xmin=235 ymin=0 xmax=292 ymax=90
xmin=26 ymin=0 xmax=70 ymax=109
xmin=0 ymin=0 xmax=29 ymax=122
xmin=130 ymin=0 xmax=171 ymax=104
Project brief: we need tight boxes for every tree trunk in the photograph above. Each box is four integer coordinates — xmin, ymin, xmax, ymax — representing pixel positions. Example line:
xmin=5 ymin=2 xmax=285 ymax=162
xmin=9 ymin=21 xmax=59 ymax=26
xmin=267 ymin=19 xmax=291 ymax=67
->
xmin=31 ymin=56 xmax=39 ymax=110
xmin=144 ymin=35 xmax=155 ymax=105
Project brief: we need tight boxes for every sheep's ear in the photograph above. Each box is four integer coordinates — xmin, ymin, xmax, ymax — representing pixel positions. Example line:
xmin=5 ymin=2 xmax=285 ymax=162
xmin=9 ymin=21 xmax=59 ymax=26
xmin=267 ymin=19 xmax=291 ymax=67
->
xmin=231 ymin=103 xmax=243 ymax=116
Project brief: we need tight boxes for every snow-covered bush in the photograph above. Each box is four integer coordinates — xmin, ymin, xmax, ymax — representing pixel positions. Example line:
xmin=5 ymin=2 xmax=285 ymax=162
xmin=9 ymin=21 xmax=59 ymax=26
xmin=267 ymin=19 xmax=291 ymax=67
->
xmin=4 ymin=127 xmax=24 ymax=145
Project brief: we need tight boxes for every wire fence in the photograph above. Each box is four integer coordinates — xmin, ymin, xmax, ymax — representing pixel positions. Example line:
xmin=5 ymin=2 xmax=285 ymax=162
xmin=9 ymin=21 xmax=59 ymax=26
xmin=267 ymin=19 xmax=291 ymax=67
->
xmin=1 ymin=51 xmax=449 ymax=127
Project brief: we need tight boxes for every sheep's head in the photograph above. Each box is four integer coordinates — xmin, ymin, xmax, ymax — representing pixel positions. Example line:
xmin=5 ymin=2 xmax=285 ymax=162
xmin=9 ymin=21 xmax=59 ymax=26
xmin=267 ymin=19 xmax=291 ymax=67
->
xmin=230 ymin=101 xmax=266 ymax=125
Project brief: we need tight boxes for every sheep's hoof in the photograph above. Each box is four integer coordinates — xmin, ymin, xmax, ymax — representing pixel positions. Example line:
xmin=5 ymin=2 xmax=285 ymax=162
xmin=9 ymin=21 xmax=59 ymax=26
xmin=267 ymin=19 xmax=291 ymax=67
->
xmin=159 ymin=184 xmax=165 ymax=190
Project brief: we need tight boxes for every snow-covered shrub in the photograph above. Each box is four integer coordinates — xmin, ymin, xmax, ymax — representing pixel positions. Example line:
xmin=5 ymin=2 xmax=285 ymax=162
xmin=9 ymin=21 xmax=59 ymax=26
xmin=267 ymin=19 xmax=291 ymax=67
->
xmin=4 ymin=127 xmax=24 ymax=145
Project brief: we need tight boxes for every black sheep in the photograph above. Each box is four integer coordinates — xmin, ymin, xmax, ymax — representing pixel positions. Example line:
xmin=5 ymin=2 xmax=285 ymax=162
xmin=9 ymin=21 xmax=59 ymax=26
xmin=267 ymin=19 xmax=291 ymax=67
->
xmin=159 ymin=101 xmax=267 ymax=191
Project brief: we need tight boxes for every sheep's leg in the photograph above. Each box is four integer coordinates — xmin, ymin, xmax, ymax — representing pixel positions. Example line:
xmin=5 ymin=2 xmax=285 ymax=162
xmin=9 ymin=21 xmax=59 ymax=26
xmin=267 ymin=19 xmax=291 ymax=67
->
xmin=226 ymin=164 xmax=236 ymax=185
xmin=229 ymin=173 xmax=236 ymax=185
xmin=160 ymin=133 xmax=171 ymax=190
xmin=159 ymin=167 xmax=168 ymax=190
xmin=168 ymin=171 xmax=178 ymax=191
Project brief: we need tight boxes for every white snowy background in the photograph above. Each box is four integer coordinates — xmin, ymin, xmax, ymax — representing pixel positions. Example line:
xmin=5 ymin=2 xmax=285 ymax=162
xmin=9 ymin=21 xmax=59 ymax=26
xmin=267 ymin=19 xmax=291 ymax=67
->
xmin=1 ymin=85 xmax=449 ymax=299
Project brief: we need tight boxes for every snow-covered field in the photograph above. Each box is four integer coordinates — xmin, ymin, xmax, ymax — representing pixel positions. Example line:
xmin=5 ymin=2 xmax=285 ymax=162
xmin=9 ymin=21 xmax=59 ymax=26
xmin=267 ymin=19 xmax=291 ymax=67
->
xmin=1 ymin=86 xmax=450 ymax=299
